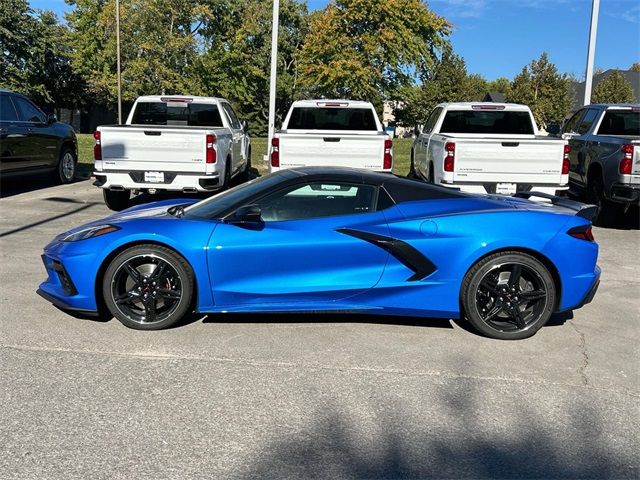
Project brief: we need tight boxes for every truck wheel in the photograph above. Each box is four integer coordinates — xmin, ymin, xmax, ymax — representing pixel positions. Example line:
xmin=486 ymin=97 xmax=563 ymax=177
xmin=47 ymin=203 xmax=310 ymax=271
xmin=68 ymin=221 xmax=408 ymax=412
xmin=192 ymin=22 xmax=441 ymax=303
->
xmin=428 ymin=163 xmax=435 ymax=183
xmin=222 ymin=157 xmax=232 ymax=190
xmin=55 ymin=147 xmax=77 ymax=184
xmin=587 ymin=176 xmax=621 ymax=227
xmin=238 ymin=148 xmax=251 ymax=183
xmin=408 ymin=150 xmax=417 ymax=178
xmin=103 ymin=189 xmax=131 ymax=211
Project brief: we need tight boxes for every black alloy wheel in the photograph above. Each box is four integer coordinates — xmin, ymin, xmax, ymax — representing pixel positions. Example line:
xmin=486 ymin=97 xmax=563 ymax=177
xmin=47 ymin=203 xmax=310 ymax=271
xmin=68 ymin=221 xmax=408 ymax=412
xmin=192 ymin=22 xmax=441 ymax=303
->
xmin=103 ymin=245 xmax=194 ymax=330
xmin=462 ymin=252 xmax=556 ymax=340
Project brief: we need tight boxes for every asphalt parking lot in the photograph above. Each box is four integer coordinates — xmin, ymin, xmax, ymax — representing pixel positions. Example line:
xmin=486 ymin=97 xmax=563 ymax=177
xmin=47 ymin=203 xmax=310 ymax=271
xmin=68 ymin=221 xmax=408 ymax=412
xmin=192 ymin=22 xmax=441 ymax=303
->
xmin=1 ymin=175 xmax=638 ymax=480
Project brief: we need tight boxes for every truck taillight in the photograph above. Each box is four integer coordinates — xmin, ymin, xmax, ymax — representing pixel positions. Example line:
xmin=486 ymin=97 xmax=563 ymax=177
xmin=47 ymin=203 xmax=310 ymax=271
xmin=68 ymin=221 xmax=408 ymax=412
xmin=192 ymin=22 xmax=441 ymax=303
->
xmin=383 ymin=139 xmax=393 ymax=170
xmin=206 ymin=134 xmax=217 ymax=164
xmin=444 ymin=142 xmax=455 ymax=172
xmin=93 ymin=130 xmax=102 ymax=161
xmin=563 ymin=144 xmax=571 ymax=175
xmin=568 ymin=225 xmax=594 ymax=242
xmin=270 ymin=138 xmax=280 ymax=167
xmin=620 ymin=144 xmax=633 ymax=175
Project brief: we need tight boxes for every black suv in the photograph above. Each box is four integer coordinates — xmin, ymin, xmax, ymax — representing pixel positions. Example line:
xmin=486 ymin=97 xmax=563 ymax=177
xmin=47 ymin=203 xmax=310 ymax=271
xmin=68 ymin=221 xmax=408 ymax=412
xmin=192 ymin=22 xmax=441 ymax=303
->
xmin=1 ymin=90 xmax=78 ymax=183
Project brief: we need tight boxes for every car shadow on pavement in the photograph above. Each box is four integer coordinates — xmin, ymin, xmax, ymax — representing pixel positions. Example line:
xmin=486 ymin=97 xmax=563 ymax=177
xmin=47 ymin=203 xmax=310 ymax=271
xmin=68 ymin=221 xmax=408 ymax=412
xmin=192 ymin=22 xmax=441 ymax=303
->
xmin=0 ymin=171 xmax=91 ymax=199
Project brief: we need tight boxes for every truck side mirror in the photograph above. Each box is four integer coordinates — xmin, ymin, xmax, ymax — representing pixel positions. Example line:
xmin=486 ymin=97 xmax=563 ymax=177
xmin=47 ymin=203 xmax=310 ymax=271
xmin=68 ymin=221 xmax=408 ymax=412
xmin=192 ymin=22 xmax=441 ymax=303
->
xmin=241 ymin=120 xmax=249 ymax=133
xmin=47 ymin=113 xmax=57 ymax=125
xmin=546 ymin=123 xmax=561 ymax=136
xmin=414 ymin=125 xmax=421 ymax=136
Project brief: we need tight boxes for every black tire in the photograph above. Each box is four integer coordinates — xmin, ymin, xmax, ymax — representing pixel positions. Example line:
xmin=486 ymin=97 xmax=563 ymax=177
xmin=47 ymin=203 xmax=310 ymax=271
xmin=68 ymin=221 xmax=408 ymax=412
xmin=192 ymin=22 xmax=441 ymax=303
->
xmin=428 ymin=163 xmax=435 ymax=184
xmin=222 ymin=157 xmax=232 ymax=190
xmin=103 ymin=189 xmax=131 ymax=211
xmin=102 ymin=245 xmax=194 ymax=330
xmin=587 ymin=175 xmax=622 ymax=227
xmin=461 ymin=251 xmax=556 ymax=340
xmin=237 ymin=148 xmax=252 ymax=183
xmin=408 ymin=149 xmax=417 ymax=178
xmin=55 ymin=146 xmax=77 ymax=184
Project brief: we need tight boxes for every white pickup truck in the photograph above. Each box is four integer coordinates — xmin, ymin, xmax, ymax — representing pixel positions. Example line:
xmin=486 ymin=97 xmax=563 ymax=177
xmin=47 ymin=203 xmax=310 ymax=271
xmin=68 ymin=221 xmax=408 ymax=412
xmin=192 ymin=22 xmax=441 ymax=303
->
xmin=268 ymin=99 xmax=393 ymax=173
xmin=93 ymin=95 xmax=251 ymax=210
xmin=411 ymin=103 xmax=570 ymax=196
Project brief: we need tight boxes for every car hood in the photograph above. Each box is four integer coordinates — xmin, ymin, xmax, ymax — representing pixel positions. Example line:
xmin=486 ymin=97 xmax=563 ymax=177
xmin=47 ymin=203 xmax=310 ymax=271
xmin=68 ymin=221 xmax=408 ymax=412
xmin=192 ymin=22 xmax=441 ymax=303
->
xmin=53 ymin=198 xmax=200 ymax=242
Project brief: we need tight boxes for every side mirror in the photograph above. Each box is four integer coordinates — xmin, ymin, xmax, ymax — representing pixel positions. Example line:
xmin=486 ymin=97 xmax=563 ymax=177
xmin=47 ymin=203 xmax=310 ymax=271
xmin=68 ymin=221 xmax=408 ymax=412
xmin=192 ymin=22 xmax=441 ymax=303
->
xmin=241 ymin=120 xmax=249 ymax=133
xmin=228 ymin=204 xmax=263 ymax=229
xmin=414 ymin=125 xmax=421 ymax=136
xmin=47 ymin=113 xmax=57 ymax=125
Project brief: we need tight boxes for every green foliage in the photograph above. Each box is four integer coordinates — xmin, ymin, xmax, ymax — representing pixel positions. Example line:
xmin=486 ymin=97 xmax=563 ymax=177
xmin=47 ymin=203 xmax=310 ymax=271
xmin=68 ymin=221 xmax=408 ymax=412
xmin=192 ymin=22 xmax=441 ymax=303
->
xmin=0 ymin=0 xmax=83 ymax=107
xmin=487 ymin=77 xmax=511 ymax=97
xmin=298 ymin=0 xmax=450 ymax=108
xmin=629 ymin=63 xmax=640 ymax=73
xmin=591 ymin=71 xmax=636 ymax=104
xmin=66 ymin=0 xmax=213 ymax=105
xmin=196 ymin=0 xmax=309 ymax=136
xmin=508 ymin=52 xmax=571 ymax=127
xmin=393 ymin=50 xmax=487 ymax=126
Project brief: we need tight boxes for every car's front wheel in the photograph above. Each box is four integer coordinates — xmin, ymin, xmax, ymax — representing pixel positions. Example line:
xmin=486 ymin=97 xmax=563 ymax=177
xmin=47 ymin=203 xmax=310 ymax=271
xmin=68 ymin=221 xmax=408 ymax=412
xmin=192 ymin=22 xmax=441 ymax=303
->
xmin=461 ymin=252 xmax=556 ymax=340
xmin=102 ymin=245 xmax=194 ymax=330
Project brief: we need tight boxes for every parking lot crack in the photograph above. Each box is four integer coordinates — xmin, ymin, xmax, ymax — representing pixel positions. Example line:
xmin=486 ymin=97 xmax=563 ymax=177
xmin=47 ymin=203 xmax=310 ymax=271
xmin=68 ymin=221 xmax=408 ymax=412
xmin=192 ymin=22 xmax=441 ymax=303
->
xmin=570 ymin=321 xmax=589 ymax=386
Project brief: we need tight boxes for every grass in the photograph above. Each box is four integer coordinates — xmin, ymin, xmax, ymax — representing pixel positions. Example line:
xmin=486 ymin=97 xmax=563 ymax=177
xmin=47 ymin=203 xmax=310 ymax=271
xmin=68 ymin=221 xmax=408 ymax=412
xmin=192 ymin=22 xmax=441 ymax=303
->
xmin=77 ymin=134 xmax=413 ymax=177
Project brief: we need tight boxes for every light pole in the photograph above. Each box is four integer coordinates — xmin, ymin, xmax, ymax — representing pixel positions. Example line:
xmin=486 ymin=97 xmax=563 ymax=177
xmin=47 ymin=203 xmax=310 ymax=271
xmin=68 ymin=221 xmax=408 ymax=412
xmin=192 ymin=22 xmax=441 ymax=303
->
xmin=116 ymin=0 xmax=122 ymax=124
xmin=583 ymin=0 xmax=600 ymax=106
xmin=266 ymin=0 xmax=280 ymax=157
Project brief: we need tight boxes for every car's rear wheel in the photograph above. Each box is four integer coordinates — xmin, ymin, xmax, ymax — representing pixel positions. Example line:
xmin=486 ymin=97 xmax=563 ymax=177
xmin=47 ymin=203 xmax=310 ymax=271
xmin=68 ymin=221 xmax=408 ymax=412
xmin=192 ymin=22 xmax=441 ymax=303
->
xmin=103 ymin=189 xmax=130 ymax=211
xmin=461 ymin=252 xmax=556 ymax=340
xmin=56 ymin=147 xmax=77 ymax=184
xmin=102 ymin=245 xmax=194 ymax=330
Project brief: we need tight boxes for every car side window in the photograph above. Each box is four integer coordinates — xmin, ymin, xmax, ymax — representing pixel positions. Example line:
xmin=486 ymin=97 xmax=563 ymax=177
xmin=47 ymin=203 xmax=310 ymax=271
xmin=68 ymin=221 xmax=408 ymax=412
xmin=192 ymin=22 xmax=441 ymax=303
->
xmin=563 ymin=109 xmax=585 ymax=134
xmin=13 ymin=96 xmax=46 ymax=123
xmin=221 ymin=103 xmax=241 ymax=130
xmin=423 ymin=107 xmax=443 ymax=134
xmin=0 ymin=95 xmax=19 ymax=122
xmin=254 ymin=182 xmax=377 ymax=222
xmin=576 ymin=109 xmax=599 ymax=135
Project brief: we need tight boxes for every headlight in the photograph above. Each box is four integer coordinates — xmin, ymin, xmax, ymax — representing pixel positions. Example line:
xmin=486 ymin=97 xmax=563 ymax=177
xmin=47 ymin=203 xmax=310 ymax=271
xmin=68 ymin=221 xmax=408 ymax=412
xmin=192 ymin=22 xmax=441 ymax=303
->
xmin=61 ymin=224 xmax=120 ymax=242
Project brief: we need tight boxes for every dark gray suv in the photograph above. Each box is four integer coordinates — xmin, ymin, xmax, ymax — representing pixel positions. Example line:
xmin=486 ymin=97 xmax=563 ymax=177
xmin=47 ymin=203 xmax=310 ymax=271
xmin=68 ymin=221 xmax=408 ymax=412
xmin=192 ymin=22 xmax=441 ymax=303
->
xmin=0 ymin=90 xmax=78 ymax=183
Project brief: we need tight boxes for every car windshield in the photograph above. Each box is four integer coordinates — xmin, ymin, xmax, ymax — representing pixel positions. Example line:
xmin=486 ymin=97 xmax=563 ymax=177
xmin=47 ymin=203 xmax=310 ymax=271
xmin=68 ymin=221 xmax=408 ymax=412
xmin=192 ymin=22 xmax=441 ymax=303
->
xmin=440 ymin=110 xmax=534 ymax=134
xmin=131 ymin=101 xmax=224 ymax=127
xmin=183 ymin=173 xmax=286 ymax=219
xmin=287 ymin=107 xmax=378 ymax=131
xmin=596 ymin=110 xmax=640 ymax=136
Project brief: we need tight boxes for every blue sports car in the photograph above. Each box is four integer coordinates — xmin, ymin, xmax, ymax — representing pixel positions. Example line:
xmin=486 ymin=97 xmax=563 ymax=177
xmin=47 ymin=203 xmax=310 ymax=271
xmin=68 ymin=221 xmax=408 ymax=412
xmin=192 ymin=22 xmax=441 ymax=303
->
xmin=38 ymin=167 xmax=600 ymax=340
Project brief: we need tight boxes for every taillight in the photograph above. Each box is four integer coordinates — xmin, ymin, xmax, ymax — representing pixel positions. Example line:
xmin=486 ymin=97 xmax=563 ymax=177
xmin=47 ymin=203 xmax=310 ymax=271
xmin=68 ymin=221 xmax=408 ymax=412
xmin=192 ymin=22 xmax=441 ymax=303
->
xmin=383 ymin=139 xmax=393 ymax=170
xmin=568 ymin=225 xmax=594 ymax=242
xmin=270 ymin=137 xmax=280 ymax=167
xmin=444 ymin=142 xmax=455 ymax=172
xmin=93 ymin=130 xmax=102 ymax=161
xmin=562 ymin=144 xmax=571 ymax=174
xmin=620 ymin=144 xmax=633 ymax=175
xmin=206 ymin=134 xmax=217 ymax=164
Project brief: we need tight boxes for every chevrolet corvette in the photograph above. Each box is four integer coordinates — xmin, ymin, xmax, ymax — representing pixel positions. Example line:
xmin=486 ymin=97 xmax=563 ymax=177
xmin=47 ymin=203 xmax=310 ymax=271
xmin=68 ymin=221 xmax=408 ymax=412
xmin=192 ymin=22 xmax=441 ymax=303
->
xmin=38 ymin=167 xmax=600 ymax=339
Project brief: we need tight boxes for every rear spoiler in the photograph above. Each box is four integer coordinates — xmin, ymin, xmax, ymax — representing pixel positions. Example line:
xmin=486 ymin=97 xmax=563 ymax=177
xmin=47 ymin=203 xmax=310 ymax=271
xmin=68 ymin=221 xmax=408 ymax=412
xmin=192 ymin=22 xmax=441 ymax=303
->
xmin=514 ymin=191 xmax=598 ymax=221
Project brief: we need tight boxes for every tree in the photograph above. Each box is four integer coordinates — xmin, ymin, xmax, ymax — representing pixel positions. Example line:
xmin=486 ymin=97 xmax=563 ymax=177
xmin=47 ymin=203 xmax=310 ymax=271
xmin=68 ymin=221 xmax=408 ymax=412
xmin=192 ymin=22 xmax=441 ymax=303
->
xmin=630 ymin=63 xmax=640 ymax=72
xmin=393 ymin=50 xmax=487 ymax=126
xmin=298 ymin=0 xmax=450 ymax=109
xmin=0 ymin=0 xmax=82 ymax=107
xmin=508 ymin=52 xmax=571 ymax=127
xmin=66 ymin=0 xmax=213 ymax=105
xmin=591 ymin=71 xmax=636 ymax=104
xmin=487 ymin=77 xmax=511 ymax=98
xmin=197 ymin=0 xmax=309 ymax=135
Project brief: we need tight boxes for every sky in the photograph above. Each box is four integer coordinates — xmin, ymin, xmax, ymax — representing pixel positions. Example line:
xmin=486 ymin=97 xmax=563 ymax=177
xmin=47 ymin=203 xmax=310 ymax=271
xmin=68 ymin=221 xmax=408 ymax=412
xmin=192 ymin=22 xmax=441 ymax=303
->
xmin=31 ymin=0 xmax=640 ymax=81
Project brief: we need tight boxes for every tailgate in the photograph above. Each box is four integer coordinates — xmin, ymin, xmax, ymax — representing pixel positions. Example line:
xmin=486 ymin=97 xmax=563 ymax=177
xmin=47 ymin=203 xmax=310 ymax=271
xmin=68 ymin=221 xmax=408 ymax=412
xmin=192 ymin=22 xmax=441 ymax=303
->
xmin=454 ymin=138 xmax=565 ymax=183
xmin=100 ymin=127 xmax=210 ymax=173
xmin=278 ymin=133 xmax=386 ymax=170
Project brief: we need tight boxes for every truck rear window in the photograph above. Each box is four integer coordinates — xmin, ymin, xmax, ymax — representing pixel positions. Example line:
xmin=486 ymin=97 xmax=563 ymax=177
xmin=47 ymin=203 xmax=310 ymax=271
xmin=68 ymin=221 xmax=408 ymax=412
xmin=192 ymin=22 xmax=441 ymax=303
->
xmin=440 ymin=111 xmax=534 ymax=135
xmin=287 ymin=107 xmax=378 ymax=131
xmin=131 ymin=102 xmax=224 ymax=127
xmin=597 ymin=111 xmax=640 ymax=136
